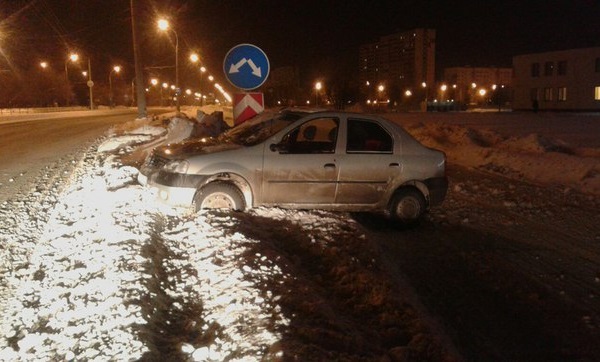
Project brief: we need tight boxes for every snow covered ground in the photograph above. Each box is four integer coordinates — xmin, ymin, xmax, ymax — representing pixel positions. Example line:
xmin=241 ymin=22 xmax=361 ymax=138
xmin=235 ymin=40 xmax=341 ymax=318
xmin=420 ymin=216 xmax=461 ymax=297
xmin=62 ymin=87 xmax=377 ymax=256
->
xmin=1 ymin=107 xmax=599 ymax=360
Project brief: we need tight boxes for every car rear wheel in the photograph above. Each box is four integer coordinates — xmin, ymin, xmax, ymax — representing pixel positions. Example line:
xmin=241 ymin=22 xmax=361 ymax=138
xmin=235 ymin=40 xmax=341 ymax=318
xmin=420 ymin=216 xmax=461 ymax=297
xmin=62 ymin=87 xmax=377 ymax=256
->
xmin=194 ymin=182 xmax=245 ymax=211
xmin=389 ymin=188 xmax=426 ymax=226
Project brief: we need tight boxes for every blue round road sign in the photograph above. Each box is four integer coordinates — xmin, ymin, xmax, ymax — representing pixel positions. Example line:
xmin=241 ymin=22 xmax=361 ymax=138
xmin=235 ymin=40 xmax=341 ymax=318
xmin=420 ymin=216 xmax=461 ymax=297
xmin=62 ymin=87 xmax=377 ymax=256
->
xmin=223 ymin=44 xmax=270 ymax=90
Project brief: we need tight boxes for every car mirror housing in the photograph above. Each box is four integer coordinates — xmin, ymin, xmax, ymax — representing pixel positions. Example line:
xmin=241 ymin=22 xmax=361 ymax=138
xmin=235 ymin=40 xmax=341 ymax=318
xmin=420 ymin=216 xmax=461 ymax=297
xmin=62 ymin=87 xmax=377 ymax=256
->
xmin=269 ymin=142 xmax=288 ymax=153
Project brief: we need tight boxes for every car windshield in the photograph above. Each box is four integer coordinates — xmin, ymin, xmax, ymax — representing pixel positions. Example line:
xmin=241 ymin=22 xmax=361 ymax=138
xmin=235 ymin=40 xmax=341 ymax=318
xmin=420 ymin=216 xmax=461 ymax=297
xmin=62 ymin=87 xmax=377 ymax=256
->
xmin=217 ymin=110 xmax=308 ymax=146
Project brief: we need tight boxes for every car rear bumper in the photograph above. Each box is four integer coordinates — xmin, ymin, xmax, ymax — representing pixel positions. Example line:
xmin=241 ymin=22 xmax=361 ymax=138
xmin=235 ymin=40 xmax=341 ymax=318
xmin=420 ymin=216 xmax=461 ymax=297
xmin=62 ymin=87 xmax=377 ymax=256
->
xmin=425 ymin=177 xmax=448 ymax=206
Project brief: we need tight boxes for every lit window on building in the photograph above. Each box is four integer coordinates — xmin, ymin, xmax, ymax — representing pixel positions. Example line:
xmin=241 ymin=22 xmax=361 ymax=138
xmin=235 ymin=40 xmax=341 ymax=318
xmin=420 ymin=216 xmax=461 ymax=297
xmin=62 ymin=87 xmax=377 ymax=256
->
xmin=544 ymin=87 xmax=553 ymax=101
xmin=558 ymin=87 xmax=567 ymax=101
xmin=595 ymin=86 xmax=600 ymax=100
xmin=531 ymin=63 xmax=540 ymax=77
xmin=558 ymin=61 xmax=567 ymax=75
xmin=544 ymin=61 xmax=554 ymax=76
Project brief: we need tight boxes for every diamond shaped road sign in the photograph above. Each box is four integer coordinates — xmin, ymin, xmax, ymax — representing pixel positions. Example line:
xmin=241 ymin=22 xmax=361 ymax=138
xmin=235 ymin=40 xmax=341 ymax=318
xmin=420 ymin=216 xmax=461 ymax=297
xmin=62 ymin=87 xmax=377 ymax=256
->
xmin=223 ymin=44 xmax=270 ymax=91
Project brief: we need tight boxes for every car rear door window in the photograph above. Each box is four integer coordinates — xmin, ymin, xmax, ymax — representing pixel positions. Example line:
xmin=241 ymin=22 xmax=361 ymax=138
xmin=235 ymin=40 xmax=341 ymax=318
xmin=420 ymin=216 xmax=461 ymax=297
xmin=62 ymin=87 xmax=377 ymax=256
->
xmin=346 ymin=118 xmax=393 ymax=153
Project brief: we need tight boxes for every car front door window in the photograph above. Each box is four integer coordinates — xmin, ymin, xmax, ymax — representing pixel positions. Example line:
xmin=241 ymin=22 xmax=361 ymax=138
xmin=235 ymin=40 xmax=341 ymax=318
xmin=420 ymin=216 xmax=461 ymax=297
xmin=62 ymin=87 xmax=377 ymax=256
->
xmin=282 ymin=117 xmax=339 ymax=154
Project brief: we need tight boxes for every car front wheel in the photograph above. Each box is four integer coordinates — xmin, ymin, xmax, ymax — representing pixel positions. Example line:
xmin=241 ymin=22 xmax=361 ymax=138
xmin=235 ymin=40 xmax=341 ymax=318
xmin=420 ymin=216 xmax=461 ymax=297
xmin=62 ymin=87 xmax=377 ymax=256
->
xmin=194 ymin=182 xmax=246 ymax=211
xmin=389 ymin=188 xmax=426 ymax=226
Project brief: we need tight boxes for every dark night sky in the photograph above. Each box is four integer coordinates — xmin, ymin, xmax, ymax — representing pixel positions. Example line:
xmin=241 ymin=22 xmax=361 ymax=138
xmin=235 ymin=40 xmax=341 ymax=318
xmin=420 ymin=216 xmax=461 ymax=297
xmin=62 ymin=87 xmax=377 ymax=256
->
xmin=2 ymin=0 xmax=600 ymax=89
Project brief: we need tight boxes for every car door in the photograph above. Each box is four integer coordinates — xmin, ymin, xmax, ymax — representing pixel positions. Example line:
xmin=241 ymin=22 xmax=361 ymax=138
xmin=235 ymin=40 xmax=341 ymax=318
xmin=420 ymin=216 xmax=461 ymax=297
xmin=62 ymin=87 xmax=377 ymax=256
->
xmin=335 ymin=117 xmax=400 ymax=205
xmin=262 ymin=116 xmax=340 ymax=205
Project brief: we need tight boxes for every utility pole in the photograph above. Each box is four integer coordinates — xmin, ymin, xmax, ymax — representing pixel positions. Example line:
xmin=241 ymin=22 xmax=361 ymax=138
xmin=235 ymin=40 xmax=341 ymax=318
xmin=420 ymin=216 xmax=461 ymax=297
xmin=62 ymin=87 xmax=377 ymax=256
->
xmin=130 ymin=0 xmax=147 ymax=118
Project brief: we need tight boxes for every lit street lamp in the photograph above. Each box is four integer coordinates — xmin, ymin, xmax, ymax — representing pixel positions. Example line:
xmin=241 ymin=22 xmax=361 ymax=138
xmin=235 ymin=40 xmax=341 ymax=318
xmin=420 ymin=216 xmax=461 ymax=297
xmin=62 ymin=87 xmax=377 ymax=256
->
xmin=377 ymin=84 xmax=385 ymax=111
xmin=199 ymin=66 xmax=206 ymax=106
xmin=440 ymin=84 xmax=447 ymax=101
xmin=157 ymin=18 xmax=180 ymax=112
xmin=109 ymin=65 xmax=121 ymax=108
xmin=64 ymin=53 xmax=79 ymax=106
xmin=315 ymin=81 xmax=322 ymax=106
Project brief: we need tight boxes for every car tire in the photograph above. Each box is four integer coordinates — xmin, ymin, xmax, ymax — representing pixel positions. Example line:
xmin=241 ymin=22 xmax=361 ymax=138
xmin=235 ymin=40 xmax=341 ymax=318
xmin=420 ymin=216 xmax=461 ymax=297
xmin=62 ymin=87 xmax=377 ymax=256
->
xmin=389 ymin=188 xmax=426 ymax=226
xmin=194 ymin=182 xmax=246 ymax=211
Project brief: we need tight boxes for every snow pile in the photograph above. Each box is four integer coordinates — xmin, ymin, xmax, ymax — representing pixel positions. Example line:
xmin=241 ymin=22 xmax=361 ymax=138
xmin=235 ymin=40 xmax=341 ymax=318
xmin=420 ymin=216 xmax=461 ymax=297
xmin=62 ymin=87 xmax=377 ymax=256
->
xmin=0 ymin=139 xmax=290 ymax=360
xmin=406 ymin=122 xmax=600 ymax=195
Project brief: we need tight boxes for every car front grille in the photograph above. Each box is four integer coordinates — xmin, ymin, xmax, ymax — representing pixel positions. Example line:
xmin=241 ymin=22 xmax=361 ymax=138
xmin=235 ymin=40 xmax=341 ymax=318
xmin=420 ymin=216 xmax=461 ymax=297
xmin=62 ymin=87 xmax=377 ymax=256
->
xmin=147 ymin=154 xmax=169 ymax=169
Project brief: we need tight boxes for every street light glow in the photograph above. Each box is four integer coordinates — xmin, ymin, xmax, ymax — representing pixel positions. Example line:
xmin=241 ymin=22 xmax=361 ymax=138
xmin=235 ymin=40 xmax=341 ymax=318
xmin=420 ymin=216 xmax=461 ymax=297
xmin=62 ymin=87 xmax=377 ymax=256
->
xmin=157 ymin=17 xmax=180 ymax=112
xmin=151 ymin=78 xmax=158 ymax=86
xmin=157 ymin=19 xmax=169 ymax=31
xmin=315 ymin=81 xmax=322 ymax=91
xmin=113 ymin=66 xmax=121 ymax=73
xmin=40 ymin=61 xmax=48 ymax=69
xmin=190 ymin=53 xmax=199 ymax=63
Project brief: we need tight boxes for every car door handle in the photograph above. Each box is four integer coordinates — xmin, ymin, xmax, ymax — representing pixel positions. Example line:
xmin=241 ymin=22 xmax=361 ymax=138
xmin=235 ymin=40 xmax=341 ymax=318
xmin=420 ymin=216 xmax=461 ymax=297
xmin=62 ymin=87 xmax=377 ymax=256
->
xmin=389 ymin=162 xmax=400 ymax=167
xmin=324 ymin=163 xmax=336 ymax=170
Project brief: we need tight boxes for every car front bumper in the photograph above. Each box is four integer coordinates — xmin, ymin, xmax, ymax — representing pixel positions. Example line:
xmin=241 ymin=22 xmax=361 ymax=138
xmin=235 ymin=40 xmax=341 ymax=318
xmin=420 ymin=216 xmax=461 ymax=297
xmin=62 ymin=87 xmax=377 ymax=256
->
xmin=150 ymin=170 xmax=209 ymax=207
xmin=152 ymin=183 xmax=197 ymax=207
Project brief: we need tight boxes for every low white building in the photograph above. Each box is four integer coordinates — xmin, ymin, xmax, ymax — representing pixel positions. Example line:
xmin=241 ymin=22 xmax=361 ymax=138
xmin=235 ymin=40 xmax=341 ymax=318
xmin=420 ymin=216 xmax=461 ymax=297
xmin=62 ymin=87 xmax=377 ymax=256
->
xmin=513 ymin=47 xmax=600 ymax=111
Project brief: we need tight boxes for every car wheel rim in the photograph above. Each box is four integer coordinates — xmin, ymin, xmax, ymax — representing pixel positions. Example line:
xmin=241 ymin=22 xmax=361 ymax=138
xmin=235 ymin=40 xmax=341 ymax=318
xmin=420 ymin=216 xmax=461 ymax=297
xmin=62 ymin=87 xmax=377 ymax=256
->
xmin=201 ymin=192 xmax=236 ymax=209
xmin=395 ymin=197 xmax=421 ymax=220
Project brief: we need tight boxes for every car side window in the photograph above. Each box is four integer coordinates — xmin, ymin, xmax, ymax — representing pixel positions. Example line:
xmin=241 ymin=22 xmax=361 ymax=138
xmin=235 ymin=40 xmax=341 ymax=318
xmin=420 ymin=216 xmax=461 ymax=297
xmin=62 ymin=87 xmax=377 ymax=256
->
xmin=346 ymin=118 xmax=393 ymax=153
xmin=280 ymin=117 xmax=339 ymax=154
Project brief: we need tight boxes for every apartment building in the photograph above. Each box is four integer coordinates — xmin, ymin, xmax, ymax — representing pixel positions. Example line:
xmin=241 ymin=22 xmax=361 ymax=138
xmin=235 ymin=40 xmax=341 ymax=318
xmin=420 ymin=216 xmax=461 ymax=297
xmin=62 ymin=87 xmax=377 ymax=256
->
xmin=359 ymin=29 xmax=435 ymax=100
xmin=512 ymin=47 xmax=600 ymax=111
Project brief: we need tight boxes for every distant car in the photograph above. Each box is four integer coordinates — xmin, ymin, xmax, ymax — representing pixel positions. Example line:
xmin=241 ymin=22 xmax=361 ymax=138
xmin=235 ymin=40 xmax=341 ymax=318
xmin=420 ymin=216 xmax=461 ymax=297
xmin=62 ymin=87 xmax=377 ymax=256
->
xmin=145 ymin=110 xmax=448 ymax=225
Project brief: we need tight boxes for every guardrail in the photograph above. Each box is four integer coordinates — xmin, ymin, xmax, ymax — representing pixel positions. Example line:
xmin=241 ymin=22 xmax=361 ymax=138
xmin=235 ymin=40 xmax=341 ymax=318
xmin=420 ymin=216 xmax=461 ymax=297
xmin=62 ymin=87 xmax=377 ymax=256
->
xmin=0 ymin=106 xmax=90 ymax=115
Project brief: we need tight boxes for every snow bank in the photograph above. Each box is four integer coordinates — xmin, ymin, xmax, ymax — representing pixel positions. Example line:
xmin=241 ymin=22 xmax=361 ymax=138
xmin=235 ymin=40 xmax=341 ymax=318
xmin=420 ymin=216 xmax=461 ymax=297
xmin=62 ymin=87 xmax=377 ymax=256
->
xmin=0 ymin=144 xmax=290 ymax=360
xmin=406 ymin=122 xmax=600 ymax=196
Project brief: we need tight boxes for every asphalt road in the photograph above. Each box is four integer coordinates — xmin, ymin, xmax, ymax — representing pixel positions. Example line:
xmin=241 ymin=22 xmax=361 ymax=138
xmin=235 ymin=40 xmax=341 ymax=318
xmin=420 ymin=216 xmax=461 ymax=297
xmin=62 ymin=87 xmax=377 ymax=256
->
xmin=0 ymin=108 xmax=171 ymax=204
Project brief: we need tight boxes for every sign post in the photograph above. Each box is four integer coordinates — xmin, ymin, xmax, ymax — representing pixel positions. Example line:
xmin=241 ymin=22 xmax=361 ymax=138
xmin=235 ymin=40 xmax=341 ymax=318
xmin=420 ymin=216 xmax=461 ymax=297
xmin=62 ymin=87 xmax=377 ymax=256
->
xmin=223 ymin=44 xmax=270 ymax=124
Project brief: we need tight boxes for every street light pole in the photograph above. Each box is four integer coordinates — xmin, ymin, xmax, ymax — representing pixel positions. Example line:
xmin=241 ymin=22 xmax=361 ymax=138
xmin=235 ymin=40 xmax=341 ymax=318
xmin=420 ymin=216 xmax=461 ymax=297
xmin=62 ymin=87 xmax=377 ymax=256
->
xmin=64 ymin=53 xmax=78 ymax=106
xmin=315 ymin=81 xmax=322 ymax=107
xmin=175 ymin=30 xmax=179 ymax=112
xmin=64 ymin=61 xmax=69 ymax=106
xmin=87 ymin=58 xmax=94 ymax=110
xmin=109 ymin=66 xmax=121 ymax=108
xmin=158 ymin=19 xmax=180 ymax=113
xmin=199 ymin=66 xmax=206 ymax=106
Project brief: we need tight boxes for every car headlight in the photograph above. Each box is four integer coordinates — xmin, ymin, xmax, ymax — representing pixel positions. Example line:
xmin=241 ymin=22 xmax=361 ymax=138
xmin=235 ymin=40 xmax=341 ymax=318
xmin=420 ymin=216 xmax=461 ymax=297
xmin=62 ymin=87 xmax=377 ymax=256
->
xmin=163 ymin=160 xmax=189 ymax=173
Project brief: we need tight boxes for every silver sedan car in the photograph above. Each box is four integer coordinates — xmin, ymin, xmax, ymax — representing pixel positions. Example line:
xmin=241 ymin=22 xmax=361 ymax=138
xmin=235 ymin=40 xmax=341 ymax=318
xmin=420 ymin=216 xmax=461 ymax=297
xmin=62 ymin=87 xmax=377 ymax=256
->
xmin=145 ymin=110 xmax=448 ymax=225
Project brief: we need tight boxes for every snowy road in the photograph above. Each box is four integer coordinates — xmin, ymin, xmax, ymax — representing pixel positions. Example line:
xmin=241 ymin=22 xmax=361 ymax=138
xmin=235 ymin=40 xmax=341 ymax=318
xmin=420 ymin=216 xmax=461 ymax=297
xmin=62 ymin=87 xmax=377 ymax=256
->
xmin=1 ymin=108 xmax=599 ymax=360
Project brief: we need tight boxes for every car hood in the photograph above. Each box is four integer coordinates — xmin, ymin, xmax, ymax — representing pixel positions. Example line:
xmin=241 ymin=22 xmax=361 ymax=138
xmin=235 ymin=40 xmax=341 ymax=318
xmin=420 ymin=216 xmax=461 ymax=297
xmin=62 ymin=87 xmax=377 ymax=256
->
xmin=155 ymin=138 xmax=243 ymax=159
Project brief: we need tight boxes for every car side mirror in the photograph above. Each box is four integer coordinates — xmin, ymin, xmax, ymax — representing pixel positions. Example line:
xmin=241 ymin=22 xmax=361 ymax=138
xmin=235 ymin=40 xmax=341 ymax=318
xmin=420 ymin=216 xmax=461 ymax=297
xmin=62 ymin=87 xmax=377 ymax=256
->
xmin=270 ymin=142 xmax=288 ymax=153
